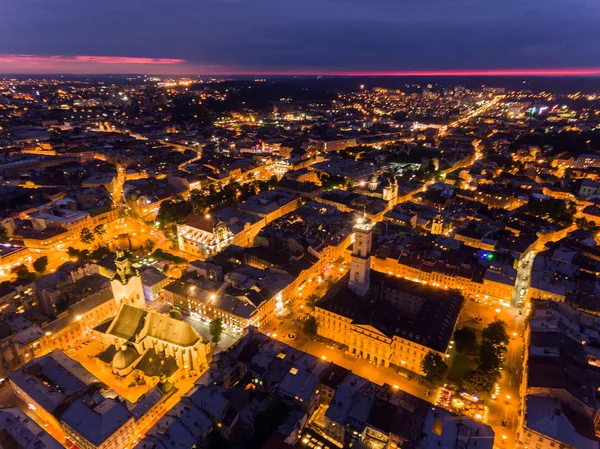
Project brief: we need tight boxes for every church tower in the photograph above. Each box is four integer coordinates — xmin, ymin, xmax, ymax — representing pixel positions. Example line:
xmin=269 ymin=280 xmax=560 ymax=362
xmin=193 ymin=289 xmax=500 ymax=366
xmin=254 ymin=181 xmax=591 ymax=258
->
xmin=348 ymin=217 xmax=374 ymax=297
xmin=382 ymin=177 xmax=398 ymax=204
xmin=431 ymin=212 xmax=444 ymax=235
xmin=110 ymin=250 xmax=145 ymax=309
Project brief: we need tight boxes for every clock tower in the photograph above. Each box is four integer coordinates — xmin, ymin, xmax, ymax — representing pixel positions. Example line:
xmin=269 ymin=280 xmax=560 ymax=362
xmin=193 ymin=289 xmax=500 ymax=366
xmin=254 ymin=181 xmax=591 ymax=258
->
xmin=348 ymin=217 xmax=374 ymax=297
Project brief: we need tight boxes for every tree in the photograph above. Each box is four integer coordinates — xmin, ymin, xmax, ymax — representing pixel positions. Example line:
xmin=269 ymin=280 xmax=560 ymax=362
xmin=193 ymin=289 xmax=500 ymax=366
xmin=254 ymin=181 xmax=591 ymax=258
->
xmin=303 ymin=316 xmax=318 ymax=336
xmin=460 ymin=369 xmax=496 ymax=397
xmin=0 ymin=225 xmax=8 ymax=242
xmin=93 ymin=224 xmax=107 ymax=241
xmin=80 ymin=227 xmax=95 ymax=245
xmin=482 ymin=319 xmax=509 ymax=349
xmin=11 ymin=264 xmax=34 ymax=280
xmin=478 ymin=340 xmax=503 ymax=372
xmin=156 ymin=197 xmax=193 ymax=227
xmin=421 ymin=351 xmax=448 ymax=386
xmin=209 ymin=317 xmax=223 ymax=345
xmin=32 ymin=256 xmax=49 ymax=274
xmin=453 ymin=327 xmax=478 ymax=355
xmin=143 ymin=239 xmax=155 ymax=254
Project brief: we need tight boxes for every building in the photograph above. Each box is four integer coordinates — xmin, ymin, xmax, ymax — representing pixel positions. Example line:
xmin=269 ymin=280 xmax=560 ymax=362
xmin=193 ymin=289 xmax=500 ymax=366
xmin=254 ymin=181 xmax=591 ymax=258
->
xmin=141 ymin=267 xmax=170 ymax=302
xmin=195 ymin=329 xmax=493 ymax=449
xmin=8 ymin=349 xmax=101 ymax=430
xmin=133 ymin=396 xmax=213 ymax=449
xmin=348 ymin=218 xmax=373 ymax=296
xmin=316 ymin=218 xmax=462 ymax=373
xmin=237 ymin=190 xmax=302 ymax=224
xmin=96 ymin=304 xmax=211 ymax=375
xmin=163 ymin=264 xmax=293 ymax=331
xmin=0 ymin=407 xmax=63 ymax=449
xmin=313 ymin=138 xmax=358 ymax=153
xmin=520 ymin=300 xmax=600 ymax=449
xmin=60 ymin=397 xmax=136 ymax=449
xmin=177 ymin=208 xmax=263 ymax=259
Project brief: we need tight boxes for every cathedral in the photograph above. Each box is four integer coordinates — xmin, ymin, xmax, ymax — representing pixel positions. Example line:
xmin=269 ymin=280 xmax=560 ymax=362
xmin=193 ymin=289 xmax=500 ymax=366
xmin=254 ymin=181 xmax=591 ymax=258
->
xmin=94 ymin=304 xmax=211 ymax=384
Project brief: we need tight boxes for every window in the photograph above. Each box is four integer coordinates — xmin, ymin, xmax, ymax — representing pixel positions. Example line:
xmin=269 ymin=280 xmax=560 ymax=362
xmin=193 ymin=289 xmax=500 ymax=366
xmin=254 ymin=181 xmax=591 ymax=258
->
xmin=354 ymin=272 xmax=360 ymax=282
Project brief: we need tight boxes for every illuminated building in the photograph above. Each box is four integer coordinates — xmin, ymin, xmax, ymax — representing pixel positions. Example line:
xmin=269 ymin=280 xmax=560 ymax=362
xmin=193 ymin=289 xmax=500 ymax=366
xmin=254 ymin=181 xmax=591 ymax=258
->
xmin=316 ymin=222 xmax=462 ymax=373
xmin=95 ymin=304 xmax=211 ymax=375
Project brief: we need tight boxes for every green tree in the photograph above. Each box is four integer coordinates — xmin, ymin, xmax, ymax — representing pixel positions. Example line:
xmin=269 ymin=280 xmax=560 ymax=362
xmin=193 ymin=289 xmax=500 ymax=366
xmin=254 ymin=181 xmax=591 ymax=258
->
xmin=453 ymin=327 xmax=478 ymax=355
xmin=478 ymin=340 xmax=503 ymax=372
xmin=482 ymin=319 xmax=509 ymax=349
xmin=80 ymin=227 xmax=95 ymax=245
xmin=460 ymin=368 xmax=496 ymax=397
xmin=209 ymin=317 xmax=223 ymax=345
xmin=421 ymin=351 xmax=448 ymax=386
xmin=32 ymin=256 xmax=49 ymax=274
xmin=11 ymin=264 xmax=34 ymax=280
xmin=93 ymin=224 xmax=107 ymax=241
xmin=303 ymin=316 xmax=318 ymax=336
xmin=156 ymin=196 xmax=193 ymax=227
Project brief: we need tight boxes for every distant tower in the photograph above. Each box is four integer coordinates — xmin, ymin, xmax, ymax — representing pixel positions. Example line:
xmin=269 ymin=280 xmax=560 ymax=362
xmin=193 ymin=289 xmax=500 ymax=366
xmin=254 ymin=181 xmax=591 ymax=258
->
xmin=110 ymin=250 xmax=145 ymax=309
xmin=348 ymin=217 xmax=374 ymax=297
xmin=431 ymin=212 xmax=444 ymax=235
xmin=382 ymin=177 xmax=398 ymax=203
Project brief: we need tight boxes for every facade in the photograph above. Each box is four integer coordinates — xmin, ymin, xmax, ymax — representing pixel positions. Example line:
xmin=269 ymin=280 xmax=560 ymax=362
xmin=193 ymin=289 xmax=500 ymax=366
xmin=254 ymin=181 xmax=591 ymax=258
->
xmin=177 ymin=209 xmax=263 ymax=259
xmin=313 ymin=138 xmax=358 ymax=152
xmin=371 ymin=253 xmax=515 ymax=305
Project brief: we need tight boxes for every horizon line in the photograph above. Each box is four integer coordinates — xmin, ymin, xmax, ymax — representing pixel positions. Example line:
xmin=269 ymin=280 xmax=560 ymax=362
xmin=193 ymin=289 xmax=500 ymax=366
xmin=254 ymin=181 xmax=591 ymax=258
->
xmin=2 ymin=68 xmax=600 ymax=77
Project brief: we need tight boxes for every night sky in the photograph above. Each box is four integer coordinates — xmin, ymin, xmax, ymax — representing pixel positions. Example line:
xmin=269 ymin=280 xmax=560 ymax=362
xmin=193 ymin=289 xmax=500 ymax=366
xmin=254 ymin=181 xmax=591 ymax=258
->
xmin=0 ymin=0 xmax=599 ymax=75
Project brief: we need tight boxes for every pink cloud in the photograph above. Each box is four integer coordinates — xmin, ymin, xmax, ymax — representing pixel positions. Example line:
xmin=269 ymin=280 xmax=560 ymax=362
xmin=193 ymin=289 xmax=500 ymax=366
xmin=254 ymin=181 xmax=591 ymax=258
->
xmin=0 ymin=55 xmax=598 ymax=77
xmin=0 ymin=54 xmax=186 ymax=65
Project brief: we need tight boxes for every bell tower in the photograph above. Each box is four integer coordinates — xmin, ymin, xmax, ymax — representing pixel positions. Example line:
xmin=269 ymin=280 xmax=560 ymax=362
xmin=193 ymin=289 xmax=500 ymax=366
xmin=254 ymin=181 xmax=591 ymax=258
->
xmin=348 ymin=217 xmax=374 ymax=297
xmin=110 ymin=250 xmax=145 ymax=309
xmin=431 ymin=212 xmax=444 ymax=235
xmin=382 ymin=177 xmax=398 ymax=204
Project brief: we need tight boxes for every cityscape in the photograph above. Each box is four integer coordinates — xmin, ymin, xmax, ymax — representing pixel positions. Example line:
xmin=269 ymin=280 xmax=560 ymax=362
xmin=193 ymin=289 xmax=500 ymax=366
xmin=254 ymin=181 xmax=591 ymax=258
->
xmin=0 ymin=74 xmax=598 ymax=449
xmin=0 ymin=1 xmax=600 ymax=445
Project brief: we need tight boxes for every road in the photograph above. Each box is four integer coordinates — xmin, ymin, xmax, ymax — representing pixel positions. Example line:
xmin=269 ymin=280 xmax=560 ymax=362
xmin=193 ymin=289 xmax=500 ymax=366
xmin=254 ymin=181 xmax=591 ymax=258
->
xmin=266 ymin=318 xmax=429 ymax=400
xmin=458 ymin=298 xmax=525 ymax=449
xmin=447 ymin=96 xmax=503 ymax=128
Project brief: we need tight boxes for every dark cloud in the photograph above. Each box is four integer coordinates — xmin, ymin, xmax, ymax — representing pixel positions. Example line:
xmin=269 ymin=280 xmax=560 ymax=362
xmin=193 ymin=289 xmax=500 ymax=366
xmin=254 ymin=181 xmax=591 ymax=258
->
xmin=0 ymin=0 xmax=598 ymax=72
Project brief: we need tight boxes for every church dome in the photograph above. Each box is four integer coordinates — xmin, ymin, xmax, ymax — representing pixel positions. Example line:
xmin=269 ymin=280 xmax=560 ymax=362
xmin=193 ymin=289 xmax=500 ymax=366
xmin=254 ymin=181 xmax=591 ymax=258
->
xmin=112 ymin=345 xmax=139 ymax=370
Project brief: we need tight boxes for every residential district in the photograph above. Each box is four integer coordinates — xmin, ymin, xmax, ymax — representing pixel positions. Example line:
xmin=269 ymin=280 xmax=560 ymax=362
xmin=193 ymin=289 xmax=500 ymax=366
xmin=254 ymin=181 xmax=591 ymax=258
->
xmin=0 ymin=76 xmax=599 ymax=449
